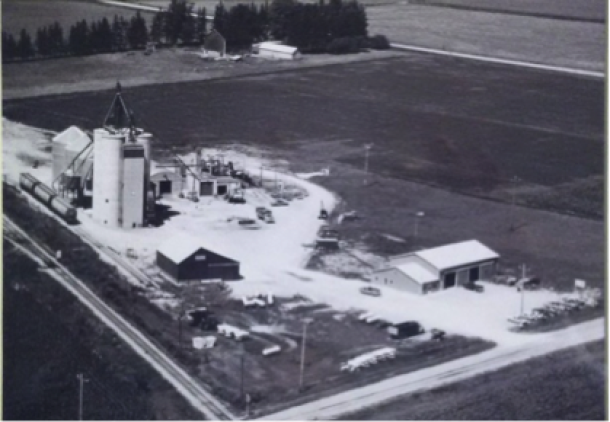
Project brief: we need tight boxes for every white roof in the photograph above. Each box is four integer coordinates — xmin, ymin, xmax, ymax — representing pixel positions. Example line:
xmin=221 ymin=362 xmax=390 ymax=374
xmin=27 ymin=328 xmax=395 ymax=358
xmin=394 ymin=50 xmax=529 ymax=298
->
xmin=414 ymin=240 xmax=499 ymax=271
xmin=395 ymin=261 xmax=438 ymax=284
xmin=53 ymin=126 xmax=91 ymax=152
xmin=157 ymin=234 xmax=206 ymax=263
xmin=258 ymin=43 xmax=299 ymax=54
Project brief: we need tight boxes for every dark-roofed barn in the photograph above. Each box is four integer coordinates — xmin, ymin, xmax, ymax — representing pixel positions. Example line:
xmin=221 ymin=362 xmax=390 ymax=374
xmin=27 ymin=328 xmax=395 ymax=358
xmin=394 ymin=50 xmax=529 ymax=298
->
xmin=156 ymin=235 xmax=240 ymax=282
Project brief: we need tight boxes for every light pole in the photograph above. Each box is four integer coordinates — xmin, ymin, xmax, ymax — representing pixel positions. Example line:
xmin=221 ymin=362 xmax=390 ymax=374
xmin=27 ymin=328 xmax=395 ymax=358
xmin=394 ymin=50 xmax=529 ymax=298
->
xmin=363 ymin=144 xmax=373 ymax=185
xmin=519 ymin=264 xmax=527 ymax=316
xmin=413 ymin=211 xmax=425 ymax=239
xmin=77 ymin=373 xmax=88 ymax=421
xmin=299 ymin=318 xmax=313 ymax=391
xmin=509 ymin=176 xmax=520 ymax=232
xmin=240 ymin=343 xmax=246 ymax=402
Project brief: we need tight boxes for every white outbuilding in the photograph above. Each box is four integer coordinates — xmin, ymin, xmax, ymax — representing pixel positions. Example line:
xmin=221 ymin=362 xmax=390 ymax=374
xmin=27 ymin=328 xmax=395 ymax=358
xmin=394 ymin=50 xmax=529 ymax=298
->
xmin=254 ymin=42 xmax=301 ymax=60
xmin=371 ymin=240 xmax=499 ymax=295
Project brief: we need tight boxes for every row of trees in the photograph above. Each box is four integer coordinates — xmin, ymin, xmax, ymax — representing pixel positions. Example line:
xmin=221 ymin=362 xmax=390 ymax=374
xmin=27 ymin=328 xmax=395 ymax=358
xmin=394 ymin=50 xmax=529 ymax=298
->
xmin=2 ymin=12 xmax=150 ymax=61
xmin=3 ymin=0 xmax=382 ymax=62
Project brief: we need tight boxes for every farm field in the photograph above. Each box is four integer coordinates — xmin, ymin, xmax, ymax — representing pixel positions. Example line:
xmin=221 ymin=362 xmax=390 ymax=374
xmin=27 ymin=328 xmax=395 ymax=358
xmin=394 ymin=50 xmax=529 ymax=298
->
xmin=411 ymin=0 xmax=606 ymax=21
xmin=4 ymin=55 xmax=604 ymax=213
xmin=2 ymin=241 xmax=202 ymax=420
xmin=1 ymin=0 xmax=156 ymax=37
xmin=3 ymin=54 xmax=604 ymax=293
xmin=342 ymin=340 xmax=606 ymax=420
xmin=366 ymin=4 xmax=605 ymax=71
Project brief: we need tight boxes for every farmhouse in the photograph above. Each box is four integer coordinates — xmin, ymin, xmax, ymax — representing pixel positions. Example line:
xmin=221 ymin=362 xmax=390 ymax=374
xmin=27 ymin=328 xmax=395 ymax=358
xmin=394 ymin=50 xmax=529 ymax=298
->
xmin=254 ymin=42 xmax=301 ymax=60
xmin=156 ymin=234 xmax=241 ymax=282
xmin=372 ymin=240 xmax=499 ymax=295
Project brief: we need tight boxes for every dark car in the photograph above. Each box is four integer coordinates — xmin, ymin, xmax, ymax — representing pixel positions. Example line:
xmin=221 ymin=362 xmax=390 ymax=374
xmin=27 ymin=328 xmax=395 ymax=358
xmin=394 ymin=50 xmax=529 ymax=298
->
xmin=430 ymin=328 xmax=446 ymax=341
xmin=388 ymin=321 xmax=425 ymax=340
xmin=517 ymin=277 xmax=541 ymax=291
xmin=463 ymin=282 xmax=484 ymax=293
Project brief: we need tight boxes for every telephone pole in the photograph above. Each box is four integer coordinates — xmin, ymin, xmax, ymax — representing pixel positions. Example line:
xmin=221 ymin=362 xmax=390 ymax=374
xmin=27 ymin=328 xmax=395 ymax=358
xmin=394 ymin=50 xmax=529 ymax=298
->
xmin=299 ymin=318 xmax=313 ymax=391
xmin=77 ymin=373 xmax=87 ymax=420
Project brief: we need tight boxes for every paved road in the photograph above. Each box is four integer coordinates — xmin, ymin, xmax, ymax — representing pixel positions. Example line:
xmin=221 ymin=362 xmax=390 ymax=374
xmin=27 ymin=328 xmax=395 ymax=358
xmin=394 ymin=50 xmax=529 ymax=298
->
xmin=3 ymin=216 xmax=236 ymax=421
xmin=261 ymin=318 xmax=604 ymax=420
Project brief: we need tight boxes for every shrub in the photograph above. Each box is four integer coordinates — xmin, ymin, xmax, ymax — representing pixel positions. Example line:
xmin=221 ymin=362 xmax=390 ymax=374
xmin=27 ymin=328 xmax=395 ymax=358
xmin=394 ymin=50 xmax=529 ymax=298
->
xmin=326 ymin=36 xmax=361 ymax=54
xmin=368 ymin=34 xmax=390 ymax=50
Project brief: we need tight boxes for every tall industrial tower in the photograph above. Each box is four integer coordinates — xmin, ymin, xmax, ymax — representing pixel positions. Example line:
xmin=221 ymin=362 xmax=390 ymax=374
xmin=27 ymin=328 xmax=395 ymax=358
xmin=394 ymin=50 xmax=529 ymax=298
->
xmin=92 ymin=83 xmax=154 ymax=228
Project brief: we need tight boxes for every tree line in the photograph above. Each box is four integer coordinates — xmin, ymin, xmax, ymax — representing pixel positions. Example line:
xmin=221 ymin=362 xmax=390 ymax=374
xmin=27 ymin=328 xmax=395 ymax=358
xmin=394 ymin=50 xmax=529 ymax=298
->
xmin=2 ymin=0 xmax=387 ymax=62
xmin=2 ymin=12 xmax=150 ymax=62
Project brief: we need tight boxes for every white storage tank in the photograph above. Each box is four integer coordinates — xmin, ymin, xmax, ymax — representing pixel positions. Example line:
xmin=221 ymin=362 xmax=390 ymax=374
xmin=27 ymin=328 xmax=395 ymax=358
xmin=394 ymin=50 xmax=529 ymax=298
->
xmin=92 ymin=129 xmax=124 ymax=226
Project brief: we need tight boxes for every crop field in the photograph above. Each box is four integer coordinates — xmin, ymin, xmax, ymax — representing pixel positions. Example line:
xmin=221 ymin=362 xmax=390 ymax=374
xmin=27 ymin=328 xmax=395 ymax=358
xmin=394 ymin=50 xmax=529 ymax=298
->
xmin=366 ymin=5 xmax=605 ymax=71
xmin=342 ymin=340 xmax=606 ymax=420
xmin=4 ymin=54 xmax=604 ymax=212
xmin=1 ymin=0 xmax=155 ymax=37
xmin=411 ymin=0 xmax=606 ymax=21
xmin=2 ymin=241 xmax=201 ymax=420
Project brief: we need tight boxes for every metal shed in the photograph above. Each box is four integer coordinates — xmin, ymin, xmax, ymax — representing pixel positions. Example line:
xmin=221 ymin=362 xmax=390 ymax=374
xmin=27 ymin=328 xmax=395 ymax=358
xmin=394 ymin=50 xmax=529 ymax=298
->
xmin=372 ymin=240 xmax=499 ymax=294
xmin=254 ymin=42 xmax=301 ymax=60
xmin=156 ymin=235 xmax=240 ymax=282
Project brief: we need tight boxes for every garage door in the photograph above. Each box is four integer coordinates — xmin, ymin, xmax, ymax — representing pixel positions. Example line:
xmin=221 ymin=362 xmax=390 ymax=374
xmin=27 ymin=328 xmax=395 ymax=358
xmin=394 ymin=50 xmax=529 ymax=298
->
xmin=159 ymin=180 xmax=172 ymax=195
xmin=200 ymin=181 xmax=214 ymax=196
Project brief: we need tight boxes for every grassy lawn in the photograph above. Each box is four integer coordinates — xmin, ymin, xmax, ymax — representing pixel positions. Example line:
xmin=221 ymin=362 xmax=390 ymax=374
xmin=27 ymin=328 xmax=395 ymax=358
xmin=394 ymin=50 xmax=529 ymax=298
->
xmin=342 ymin=340 xmax=606 ymax=420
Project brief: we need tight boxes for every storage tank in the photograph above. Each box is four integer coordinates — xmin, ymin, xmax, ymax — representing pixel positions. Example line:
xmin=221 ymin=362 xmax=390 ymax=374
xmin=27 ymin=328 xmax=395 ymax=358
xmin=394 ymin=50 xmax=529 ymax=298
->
xmin=92 ymin=129 xmax=124 ymax=226
xmin=121 ymin=143 xmax=146 ymax=228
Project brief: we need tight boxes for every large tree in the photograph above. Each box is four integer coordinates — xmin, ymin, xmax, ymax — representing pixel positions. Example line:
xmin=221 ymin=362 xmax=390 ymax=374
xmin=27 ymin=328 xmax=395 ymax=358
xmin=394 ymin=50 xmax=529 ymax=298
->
xmin=195 ymin=7 xmax=208 ymax=44
xmin=17 ymin=28 xmax=35 ymax=59
xmin=2 ymin=31 xmax=18 ymax=61
xmin=128 ymin=11 xmax=148 ymax=48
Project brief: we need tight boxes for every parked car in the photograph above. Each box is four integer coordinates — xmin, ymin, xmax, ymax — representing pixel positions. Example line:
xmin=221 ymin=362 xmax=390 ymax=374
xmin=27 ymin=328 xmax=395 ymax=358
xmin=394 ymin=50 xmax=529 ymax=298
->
xmin=229 ymin=196 xmax=246 ymax=204
xmin=388 ymin=321 xmax=425 ymax=340
xmin=360 ymin=286 xmax=381 ymax=297
xmin=463 ymin=282 xmax=484 ymax=293
xmin=430 ymin=328 xmax=446 ymax=341
xmin=271 ymin=199 xmax=289 ymax=207
xmin=517 ymin=277 xmax=541 ymax=290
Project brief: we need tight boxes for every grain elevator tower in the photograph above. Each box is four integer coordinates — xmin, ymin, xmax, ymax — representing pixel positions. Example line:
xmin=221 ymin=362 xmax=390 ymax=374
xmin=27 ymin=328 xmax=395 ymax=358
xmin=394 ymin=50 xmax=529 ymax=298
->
xmin=91 ymin=83 xmax=152 ymax=228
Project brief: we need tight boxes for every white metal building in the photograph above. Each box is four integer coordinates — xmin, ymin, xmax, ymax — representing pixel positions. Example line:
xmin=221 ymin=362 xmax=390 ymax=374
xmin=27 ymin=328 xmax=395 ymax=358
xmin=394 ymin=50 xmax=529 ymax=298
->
xmin=372 ymin=240 xmax=499 ymax=295
xmin=254 ymin=42 xmax=301 ymax=60
xmin=52 ymin=126 xmax=92 ymax=183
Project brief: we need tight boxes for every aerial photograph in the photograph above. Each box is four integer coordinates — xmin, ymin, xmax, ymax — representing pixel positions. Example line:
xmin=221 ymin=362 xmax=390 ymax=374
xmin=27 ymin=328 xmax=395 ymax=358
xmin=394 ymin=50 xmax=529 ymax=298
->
xmin=2 ymin=0 xmax=606 ymax=419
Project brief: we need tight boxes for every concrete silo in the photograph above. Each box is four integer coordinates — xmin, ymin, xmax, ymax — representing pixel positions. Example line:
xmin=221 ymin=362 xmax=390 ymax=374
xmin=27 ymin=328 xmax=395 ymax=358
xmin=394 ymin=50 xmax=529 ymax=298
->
xmin=92 ymin=128 xmax=124 ymax=226
xmin=121 ymin=141 xmax=146 ymax=228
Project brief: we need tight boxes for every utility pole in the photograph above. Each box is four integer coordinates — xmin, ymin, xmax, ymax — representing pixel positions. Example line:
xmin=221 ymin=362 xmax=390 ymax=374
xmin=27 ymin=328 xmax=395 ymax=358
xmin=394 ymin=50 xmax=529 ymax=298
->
xmin=77 ymin=373 xmax=87 ymax=421
xmin=520 ymin=264 xmax=527 ymax=316
xmin=299 ymin=318 xmax=312 ymax=391
xmin=413 ymin=211 xmax=425 ymax=239
xmin=509 ymin=176 xmax=520 ymax=232
xmin=363 ymin=144 xmax=373 ymax=185
xmin=240 ymin=345 xmax=245 ymax=401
